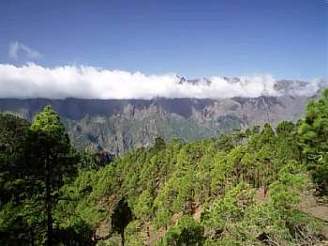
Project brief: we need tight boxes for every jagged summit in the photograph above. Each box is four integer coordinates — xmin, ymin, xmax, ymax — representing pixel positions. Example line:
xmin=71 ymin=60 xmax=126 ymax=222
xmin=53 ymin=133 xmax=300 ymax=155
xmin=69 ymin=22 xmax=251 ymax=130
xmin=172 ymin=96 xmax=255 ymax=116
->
xmin=176 ymin=75 xmax=327 ymax=97
xmin=176 ymin=75 xmax=212 ymax=86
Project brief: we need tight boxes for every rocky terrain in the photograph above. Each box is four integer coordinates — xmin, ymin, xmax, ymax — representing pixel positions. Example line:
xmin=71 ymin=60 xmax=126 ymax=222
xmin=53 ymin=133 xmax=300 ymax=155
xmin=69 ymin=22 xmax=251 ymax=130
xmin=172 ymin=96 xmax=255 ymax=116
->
xmin=0 ymin=94 xmax=311 ymax=155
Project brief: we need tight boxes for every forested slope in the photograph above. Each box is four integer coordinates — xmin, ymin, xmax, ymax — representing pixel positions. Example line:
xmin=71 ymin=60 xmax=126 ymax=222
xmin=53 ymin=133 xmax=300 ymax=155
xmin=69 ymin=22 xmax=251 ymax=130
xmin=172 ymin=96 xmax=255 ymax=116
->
xmin=0 ymin=90 xmax=328 ymax=245
xmin=58 ymin=123 xmax=328 ymax=245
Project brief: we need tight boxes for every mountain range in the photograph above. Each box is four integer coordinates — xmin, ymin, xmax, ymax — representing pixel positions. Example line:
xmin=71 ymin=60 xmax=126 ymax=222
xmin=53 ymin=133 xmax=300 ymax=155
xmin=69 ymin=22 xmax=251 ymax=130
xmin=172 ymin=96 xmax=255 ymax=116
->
xmin=0 ymin=78 xmax=325 ymax=155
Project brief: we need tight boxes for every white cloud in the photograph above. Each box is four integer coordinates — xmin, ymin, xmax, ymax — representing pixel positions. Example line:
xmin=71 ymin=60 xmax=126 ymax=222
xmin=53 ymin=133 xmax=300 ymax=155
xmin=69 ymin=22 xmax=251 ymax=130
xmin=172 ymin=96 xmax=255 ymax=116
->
xmin=8 ymin=42 xmax=42 ymax=60
xmin=0 ymin=63 xmax=324 ymax=99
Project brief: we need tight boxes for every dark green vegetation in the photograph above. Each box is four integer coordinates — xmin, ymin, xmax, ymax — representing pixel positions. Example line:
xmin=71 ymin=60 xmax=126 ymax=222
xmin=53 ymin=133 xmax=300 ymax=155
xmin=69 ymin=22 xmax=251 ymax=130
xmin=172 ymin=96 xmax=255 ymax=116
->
xmin=0 ymin=90 xmax=327 ymax=245
xmin=0 ymin=106 xmax=80 ymax=245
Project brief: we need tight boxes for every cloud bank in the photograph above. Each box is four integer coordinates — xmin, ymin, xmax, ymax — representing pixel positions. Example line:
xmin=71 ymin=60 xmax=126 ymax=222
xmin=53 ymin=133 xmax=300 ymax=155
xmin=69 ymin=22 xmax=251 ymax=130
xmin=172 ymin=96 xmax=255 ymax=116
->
xmin=0 ymin=63 xmax=325 ymax=99
xmin=9 ymin=42 xmax=42 ymax=61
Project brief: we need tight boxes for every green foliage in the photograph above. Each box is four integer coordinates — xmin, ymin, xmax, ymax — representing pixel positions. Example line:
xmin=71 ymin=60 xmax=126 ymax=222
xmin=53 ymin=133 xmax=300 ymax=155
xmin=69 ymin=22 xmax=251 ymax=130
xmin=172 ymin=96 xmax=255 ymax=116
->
xmin=201 ymin=183 xmax=255 ymax=239
xmin=0 ymin=107 xmax=81 ymax=245
xmin=134 ymin=190 xmax=153 ymax=221
xmin=0 ymin=114 xmax=30 ymax=204
xmin=269 ymin=161 xmax=308 ymax=212
xmin=159 ymin=215 xmax=205 ymax=246
xmin=31 ymin=105 xmax=66 ymax=139
xmin=62 ymin=119 xmax=325 ymax=245
xmin=0 ymin=114 xmax=37 ymax=244
xmin=25 ymin=105 xmax=80 ymax=244
xmin=1 ymin=93 xmax=328 ymax=245
xmin=298 ymin=89 xmax=328 ymax=193
xmin=201 ymin=164 xmax=320 ymax=245
xmin=124 ymin=220 xmax=144 ymax=246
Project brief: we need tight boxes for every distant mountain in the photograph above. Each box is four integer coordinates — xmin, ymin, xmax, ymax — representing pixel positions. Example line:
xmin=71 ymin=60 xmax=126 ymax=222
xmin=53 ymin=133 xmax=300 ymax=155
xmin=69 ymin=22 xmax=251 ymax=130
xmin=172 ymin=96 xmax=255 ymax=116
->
xmin=1 ymin=77 xmax=326 ymax=154
xmin=0 ymin=95 xmax=313 ymax=155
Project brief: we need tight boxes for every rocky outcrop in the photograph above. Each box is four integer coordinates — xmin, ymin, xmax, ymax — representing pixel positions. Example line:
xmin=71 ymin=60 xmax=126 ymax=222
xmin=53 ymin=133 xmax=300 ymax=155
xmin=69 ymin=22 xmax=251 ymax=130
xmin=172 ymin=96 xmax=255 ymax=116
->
xmin=0 ymin=94 xmax=313 ymax=154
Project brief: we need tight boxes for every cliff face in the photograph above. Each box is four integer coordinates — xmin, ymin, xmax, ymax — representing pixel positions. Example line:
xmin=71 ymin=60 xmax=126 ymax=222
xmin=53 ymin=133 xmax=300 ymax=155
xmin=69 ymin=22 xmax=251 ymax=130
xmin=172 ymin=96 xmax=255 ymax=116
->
xmin=0 ymin=95 xmax=310 ymax=154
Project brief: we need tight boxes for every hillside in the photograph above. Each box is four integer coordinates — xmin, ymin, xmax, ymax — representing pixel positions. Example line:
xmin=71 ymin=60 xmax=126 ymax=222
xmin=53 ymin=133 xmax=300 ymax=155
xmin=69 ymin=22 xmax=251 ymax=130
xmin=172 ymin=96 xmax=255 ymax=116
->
xmin=55 ymin=122 xmax=328 ymax=245
xmin=0 ymin=89 xmax=327 ymax=245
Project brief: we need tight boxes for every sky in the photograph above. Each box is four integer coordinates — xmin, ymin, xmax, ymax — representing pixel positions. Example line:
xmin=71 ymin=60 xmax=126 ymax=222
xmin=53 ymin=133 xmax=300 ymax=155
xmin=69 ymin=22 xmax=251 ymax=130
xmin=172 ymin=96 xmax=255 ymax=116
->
xmin=0 ymin=0 xmax=327 ymax=99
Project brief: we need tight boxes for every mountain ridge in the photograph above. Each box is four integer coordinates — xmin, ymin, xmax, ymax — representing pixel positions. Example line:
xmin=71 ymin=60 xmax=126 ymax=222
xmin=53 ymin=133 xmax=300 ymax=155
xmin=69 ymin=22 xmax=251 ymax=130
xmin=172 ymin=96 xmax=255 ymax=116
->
xmin=1 ymin=78 xmax=325 ymax=154
xmin=0 ymin=93 xmax=314 ymax=155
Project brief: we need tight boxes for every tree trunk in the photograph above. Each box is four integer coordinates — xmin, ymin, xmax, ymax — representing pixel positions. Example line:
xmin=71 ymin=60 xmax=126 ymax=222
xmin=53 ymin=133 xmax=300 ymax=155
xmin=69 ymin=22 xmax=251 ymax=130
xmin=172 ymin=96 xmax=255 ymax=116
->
xmin=121 ymin=230 xmax=125 ymax=246
xmin=146 ymin=225 xmax=150 ymax=245
xmin=45 ymin=158 xmax=53 ymax=246
xmin=30 ymin=228 xmax=35 ymax=246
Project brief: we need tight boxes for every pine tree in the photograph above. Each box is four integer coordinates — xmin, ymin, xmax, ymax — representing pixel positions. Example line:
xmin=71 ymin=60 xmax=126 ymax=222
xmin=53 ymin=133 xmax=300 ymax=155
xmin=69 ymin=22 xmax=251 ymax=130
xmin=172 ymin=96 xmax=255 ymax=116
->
xmin=111 ymin=198 xmax=133 ymax=246
xmin=298 ymin=89 xmax=328 ymax=193
xmin=26 ymin=105 xmax=79 ymax=245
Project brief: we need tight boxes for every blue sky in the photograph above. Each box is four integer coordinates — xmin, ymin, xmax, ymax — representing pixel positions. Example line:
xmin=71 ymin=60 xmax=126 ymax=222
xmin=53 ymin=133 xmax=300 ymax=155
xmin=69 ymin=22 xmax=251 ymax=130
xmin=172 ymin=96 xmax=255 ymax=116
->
xmin=0 ymin=0 xmax=327 ymax=79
